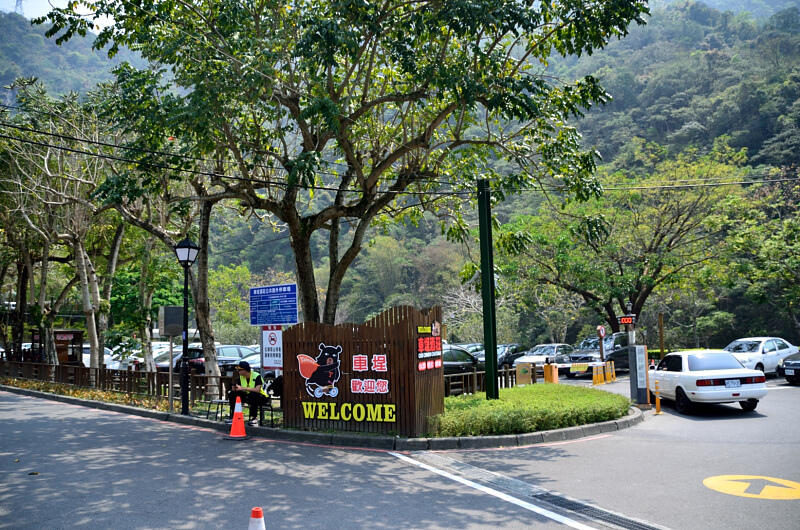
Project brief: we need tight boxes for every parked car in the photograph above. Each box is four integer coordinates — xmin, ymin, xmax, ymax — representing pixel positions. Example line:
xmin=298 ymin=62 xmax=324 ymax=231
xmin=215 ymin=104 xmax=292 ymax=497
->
xmin=81 ymin=345 xmax=115 ymax=368
xmin=777 ymin=351 xmax=800 ymax=385
xmin=477 ymin=343 xmax=527 ymax=368
xmin=157 ymin=345 xmax=258 ymax=374
xmin=154 ymin=348 xmax=199 ymax=371
xmin=649 ymin=350 xmax=767 ymax=414
xmin=219 ymin=350 xmax=279 ymax=380
xmin=550 ymin=353 xmax=574 ymax=376
xmin=442 ymin=344 xmax=485 ymax=375
xmin=451 ymin=343 xmax=483 ymax=355
xmin=442 ymin=344 xmax=485 ymax=396
xmin=722 ymin=337 xmax=799 ymax=375
xmin=567 ymin=332 xmax=630 ymax=377
xmin=513 ymin=343 xmax=575 ymax=368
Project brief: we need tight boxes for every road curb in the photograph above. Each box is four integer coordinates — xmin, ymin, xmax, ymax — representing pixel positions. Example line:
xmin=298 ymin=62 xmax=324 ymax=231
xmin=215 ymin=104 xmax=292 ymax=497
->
xmin=1 ymin=384 xmax=643 ymax=451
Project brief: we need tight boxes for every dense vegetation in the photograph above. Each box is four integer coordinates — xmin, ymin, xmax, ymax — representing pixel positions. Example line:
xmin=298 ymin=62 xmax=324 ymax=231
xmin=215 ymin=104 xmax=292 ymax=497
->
xmin=0 ymin=0 xmax=798 ymax=363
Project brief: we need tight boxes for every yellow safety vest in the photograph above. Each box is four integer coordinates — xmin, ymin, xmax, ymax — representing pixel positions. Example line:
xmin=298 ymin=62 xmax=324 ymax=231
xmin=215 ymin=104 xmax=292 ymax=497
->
xmin=239 ymin=372 xmax=267 ymax=397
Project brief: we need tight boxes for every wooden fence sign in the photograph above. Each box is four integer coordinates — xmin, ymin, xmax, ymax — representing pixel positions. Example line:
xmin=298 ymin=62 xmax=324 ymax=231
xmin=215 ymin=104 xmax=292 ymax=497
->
xmin=283 ymin=306 xmax=443 ymax=437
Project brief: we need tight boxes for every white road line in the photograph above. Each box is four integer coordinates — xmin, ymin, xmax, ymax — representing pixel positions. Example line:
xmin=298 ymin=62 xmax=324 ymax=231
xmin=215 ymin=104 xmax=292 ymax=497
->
xmin=390 ymin=451 xmax=596 ymax=529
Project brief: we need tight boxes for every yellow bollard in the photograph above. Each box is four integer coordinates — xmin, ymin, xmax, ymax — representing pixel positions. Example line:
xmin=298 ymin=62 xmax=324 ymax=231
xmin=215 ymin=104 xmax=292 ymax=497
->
xmin=610 ymin=361 xmax=617 ymax=381
xmin=654 ymin=380 xmax=663 ymax=415
xmin=592 ymin=364 xmax=606 ymax=385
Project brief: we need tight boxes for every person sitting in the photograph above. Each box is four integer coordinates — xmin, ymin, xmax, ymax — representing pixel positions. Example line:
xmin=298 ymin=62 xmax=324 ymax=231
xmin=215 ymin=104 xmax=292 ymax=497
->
xmin=226 ymin=361 xmax=269 ymax=426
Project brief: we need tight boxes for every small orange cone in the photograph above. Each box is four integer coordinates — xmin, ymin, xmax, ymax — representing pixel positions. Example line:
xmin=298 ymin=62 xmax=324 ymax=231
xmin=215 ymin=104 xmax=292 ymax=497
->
xmin=248 ymin=507 xmax=266 ymax=530
xmin=225 ymin=397 xmax=248 ymax=440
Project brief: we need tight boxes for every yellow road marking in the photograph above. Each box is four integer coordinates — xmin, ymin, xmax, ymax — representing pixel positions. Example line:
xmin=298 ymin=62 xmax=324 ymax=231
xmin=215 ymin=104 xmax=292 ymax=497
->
xmin=703 ymin=475 xmax=800 ymax=500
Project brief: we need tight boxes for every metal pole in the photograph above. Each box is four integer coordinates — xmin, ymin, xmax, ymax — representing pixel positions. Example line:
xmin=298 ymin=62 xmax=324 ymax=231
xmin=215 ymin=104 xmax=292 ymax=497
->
xmin=168 ymin=339 xmax=174 ymax=413
xmin=180 ymin=265 xmax=190 ymax=415
xmin=477 ymin=179 xmax=498 ymax=400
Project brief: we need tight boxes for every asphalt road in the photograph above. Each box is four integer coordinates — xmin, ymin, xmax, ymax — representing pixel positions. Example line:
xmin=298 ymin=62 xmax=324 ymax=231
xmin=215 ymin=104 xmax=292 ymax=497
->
xmin=1 ymin=376 xmax=797 ymax=529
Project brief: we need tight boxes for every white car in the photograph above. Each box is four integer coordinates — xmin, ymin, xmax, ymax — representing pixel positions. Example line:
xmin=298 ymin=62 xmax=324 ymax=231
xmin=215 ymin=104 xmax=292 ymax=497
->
xmin=513 ymin=344 xmax=574 ymax=367
xmin=649 ymin=350 xmax=767 ymax=414
xmin=722 ymin=337 xmax=799 ymax=375
xmin=81 ymin=345 xmax=114 ymax=368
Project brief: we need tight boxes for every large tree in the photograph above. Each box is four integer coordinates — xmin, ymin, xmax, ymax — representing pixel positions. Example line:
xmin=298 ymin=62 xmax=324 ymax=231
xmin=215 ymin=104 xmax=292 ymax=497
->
xmin=498 ymin=141 xmax=747 ymax=333
xmin=39 ymin=0 xmax=648 ymax=325
xmin=0 ymin=81 xmax=126 ymax=368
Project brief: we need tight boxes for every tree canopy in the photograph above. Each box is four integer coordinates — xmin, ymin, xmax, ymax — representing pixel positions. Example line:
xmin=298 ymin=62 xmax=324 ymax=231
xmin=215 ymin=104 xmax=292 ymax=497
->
xmin=37 ymin=0 xmax=649 ymax=324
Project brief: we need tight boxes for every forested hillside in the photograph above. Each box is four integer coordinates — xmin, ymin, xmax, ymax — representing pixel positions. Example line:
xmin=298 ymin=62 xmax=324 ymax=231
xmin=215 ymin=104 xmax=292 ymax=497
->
xmin=563 ymin=1 xmax=800 ymax=168
xmin=1 ymin=1 xmax=798 ymax=353
xmin=0 ymin=11 xmax=143 ymax=100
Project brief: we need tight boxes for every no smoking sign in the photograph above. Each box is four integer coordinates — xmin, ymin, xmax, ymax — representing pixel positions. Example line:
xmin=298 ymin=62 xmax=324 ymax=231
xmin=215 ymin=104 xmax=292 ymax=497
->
xmin=261 ymin=325 xmax=283 ymax=369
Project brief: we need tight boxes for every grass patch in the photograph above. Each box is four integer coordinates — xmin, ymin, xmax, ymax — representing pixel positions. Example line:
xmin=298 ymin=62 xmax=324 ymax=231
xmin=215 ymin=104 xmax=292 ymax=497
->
xmin=429 ymin=383 xmax=632 ymax=437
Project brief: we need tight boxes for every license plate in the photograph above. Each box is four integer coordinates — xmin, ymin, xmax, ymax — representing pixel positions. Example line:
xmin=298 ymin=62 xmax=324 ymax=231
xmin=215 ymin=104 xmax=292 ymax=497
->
xmin=725 ymin=379 xmax=741 ymax=388
xmin=787 ymin=369 xmax=795 ymax=376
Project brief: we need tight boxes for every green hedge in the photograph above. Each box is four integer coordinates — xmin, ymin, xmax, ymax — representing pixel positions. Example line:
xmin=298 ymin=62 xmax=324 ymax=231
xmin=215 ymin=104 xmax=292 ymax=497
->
xmin=429 ymin=384 xmax=631 ymax=437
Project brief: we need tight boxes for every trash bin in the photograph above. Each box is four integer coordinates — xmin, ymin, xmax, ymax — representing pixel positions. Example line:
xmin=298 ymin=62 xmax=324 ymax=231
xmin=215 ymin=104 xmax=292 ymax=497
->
xmin=516 ymin=362 xmax=535 ymax=385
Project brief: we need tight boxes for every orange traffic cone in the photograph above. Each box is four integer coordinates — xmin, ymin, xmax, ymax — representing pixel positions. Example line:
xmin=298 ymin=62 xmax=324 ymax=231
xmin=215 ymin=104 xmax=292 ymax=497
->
xmin=248 ymin=507 xmax=266 ymax=530
xmin=224 ymin=397 xmax=248 ymax=440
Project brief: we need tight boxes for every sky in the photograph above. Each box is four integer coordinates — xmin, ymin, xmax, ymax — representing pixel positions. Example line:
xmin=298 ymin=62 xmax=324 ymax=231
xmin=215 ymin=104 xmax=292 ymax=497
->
xmin=0 ymin=0 xmax=69 ymax=20
xmin=1 ymin=0 xmax=114 ymax=31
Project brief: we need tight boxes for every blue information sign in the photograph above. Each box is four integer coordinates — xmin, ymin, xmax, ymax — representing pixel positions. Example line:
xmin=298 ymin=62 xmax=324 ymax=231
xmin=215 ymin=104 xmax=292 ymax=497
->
xmin=249 ymin=283 xmax=299 ymax=326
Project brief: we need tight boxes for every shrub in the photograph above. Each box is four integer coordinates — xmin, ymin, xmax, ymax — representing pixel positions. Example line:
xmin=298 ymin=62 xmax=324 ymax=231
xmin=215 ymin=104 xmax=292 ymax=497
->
xmin=430 ymin=384 xmax=631 ymax=437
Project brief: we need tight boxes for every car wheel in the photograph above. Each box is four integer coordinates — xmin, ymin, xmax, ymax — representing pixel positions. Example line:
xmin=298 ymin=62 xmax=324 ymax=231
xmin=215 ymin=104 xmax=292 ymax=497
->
xmin=675 ymin=387 xmax=694 ymax=415
xmin=788 ymin=377 xmax=799 ymax=386
xmin=565 ymin=371 xmax=575 ymax=379
xmin=740 ymin=400 xmax=757 ymax=411
xmin=755 ymin=363 xmax=764 ymax=373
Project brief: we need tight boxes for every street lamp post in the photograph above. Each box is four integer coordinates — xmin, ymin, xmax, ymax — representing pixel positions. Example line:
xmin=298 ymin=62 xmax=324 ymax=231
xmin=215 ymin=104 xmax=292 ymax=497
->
xmin=173 ymin=237 xmax=200 ymax=416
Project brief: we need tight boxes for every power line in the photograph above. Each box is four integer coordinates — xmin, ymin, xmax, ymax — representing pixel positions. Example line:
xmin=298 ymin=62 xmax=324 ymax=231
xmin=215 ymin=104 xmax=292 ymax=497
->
xmin=0 ymin=109 xmax=460 ymax=188
xmin=0 ymin=131 xmax=475 ymax=198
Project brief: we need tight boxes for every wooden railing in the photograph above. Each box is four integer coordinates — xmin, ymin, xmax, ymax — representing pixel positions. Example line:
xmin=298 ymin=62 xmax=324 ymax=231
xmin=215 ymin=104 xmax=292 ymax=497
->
xmin=2 ymin=360 xmax=524 ymax=403
xmin=443 ymin=366 xmax=520 ymax=396
xmin=0 ymin=360 xmax=235 ymax=404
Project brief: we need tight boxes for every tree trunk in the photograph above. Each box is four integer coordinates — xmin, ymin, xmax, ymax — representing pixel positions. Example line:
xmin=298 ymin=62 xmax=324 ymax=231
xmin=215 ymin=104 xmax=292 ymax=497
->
xmin=12 ymin=263 xmax=28 ymax=362
xmin=195 ymin=201 xmax=221 ymax=398
xmin=290 ymin=220 xmax=321 ymax=323
xmin=98 ymin=223 xmax=125 ymax=358
xmin=75 ymin=242 xmax=100 ymax=373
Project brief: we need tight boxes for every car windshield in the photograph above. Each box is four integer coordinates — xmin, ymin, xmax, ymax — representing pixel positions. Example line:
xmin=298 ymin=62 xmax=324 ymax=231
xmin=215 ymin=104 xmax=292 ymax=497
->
xmin=687 ymin=352 xmax=744 ymax=371
xmin=535 ymin=345 xmax=557 ymax=355
xmin=242 ymin=351 xmax=260 ymax=362
xmin=724 ymin=340 xmax=760 ymax=353
xmin=154 ymin=351 xmax=180 ymax=362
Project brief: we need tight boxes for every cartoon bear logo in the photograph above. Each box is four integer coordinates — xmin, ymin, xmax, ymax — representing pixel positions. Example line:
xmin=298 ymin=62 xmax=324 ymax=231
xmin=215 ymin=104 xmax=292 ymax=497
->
xmin=297 ymin=343 xmax=342 ymax=398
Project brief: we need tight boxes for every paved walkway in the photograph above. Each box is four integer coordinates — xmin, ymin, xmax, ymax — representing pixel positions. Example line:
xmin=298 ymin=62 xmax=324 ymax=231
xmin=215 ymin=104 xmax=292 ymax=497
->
xmin=0 ymin=383 xmax=644 ymax=451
